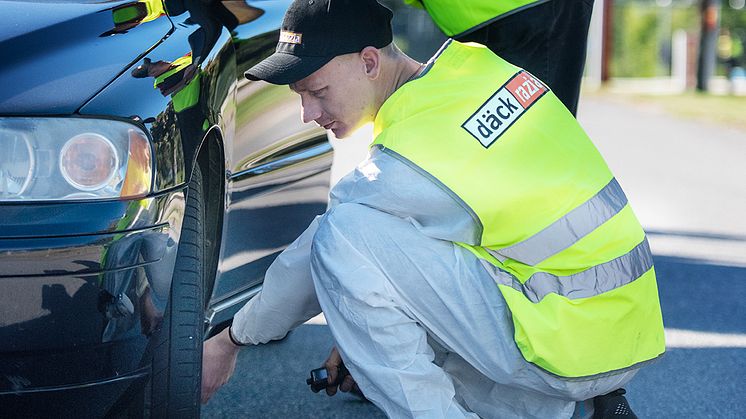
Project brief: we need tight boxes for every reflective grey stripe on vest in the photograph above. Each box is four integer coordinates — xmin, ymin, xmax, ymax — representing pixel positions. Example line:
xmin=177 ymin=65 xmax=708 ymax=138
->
xmin=492 ymin=178 xmax=628 ymax=266
xmin=482 ymin=238 xmax=653 ymax=303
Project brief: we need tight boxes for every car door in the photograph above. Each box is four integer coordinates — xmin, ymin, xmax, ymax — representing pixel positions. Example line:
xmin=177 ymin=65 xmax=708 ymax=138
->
xmin=209 ymin=0 xmax=332 ymax=317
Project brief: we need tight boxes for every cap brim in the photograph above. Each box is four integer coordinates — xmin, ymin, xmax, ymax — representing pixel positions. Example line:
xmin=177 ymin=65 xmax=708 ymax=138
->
xmin=245 ymin=52 xmax=332 ymax=85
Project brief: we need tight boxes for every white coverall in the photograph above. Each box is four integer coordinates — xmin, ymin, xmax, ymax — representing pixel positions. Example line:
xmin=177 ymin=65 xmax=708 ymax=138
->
xmin=231 ymin=146 xmax=638 ymax=418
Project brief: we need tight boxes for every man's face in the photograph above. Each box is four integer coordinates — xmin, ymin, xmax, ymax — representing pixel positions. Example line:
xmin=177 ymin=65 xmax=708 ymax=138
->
xmin=290 ymin=54 xmax=375 ymax=139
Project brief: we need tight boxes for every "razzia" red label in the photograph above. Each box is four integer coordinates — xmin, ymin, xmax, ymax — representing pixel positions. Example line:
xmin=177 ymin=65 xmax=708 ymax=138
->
xmin=506 ymin=71 xmax=548 ymax=108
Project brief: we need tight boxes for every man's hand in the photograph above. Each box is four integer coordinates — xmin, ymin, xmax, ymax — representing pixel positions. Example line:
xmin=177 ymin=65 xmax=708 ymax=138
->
xmin=201 ymin=327 xmax=242 ymax=404
xmin=323 ymin=346 xmax=359 ymax=396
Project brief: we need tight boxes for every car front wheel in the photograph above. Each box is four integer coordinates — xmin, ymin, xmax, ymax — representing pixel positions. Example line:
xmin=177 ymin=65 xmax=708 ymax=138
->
xmin=150 ymin=164 xmax=206 ymax=418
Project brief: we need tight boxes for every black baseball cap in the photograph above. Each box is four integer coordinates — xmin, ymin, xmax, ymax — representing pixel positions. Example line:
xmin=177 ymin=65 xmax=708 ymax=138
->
xmin=245 ymin=0 xmax=394 ymax=85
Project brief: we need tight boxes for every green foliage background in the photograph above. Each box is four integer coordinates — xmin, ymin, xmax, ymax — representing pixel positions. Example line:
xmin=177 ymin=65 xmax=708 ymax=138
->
xmin=612 ymin=0 xmax=745 ymax=77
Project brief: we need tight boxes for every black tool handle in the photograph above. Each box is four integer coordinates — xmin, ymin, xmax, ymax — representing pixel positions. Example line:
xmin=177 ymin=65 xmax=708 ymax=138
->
xmin=306 ymin=362 xmax=350 ymax=393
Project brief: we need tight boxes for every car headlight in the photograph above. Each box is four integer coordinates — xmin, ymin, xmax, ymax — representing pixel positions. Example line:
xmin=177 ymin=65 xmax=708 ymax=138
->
xmin=3 ymin=129 xmax=35 ymax=196
xmin=59 ymin=133 xmax=120 ymax=191
xmin=0 ymin=118 xmax=152 ymax=201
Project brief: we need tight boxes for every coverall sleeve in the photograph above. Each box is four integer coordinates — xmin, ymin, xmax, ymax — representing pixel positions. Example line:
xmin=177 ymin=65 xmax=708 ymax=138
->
xmin=230 ymin=216 xmax=322 ymax=345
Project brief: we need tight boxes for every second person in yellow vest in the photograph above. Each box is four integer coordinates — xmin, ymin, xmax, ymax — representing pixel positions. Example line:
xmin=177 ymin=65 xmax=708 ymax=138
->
xmin=405 ymin=0 xmax=595 ymax=116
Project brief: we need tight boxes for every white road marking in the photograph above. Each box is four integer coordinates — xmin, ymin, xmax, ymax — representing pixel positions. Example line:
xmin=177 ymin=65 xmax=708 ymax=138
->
xmin=665 ymin=328 xmax=746 ymax=348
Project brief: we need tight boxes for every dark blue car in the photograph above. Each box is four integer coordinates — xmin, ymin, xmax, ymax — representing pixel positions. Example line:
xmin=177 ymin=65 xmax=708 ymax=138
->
xmin=0 ymin=1 xmax=332 ymax=416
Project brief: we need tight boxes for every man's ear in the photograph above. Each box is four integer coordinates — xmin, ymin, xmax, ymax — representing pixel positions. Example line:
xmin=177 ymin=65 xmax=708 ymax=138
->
xmin=359 ymin=46 xmax=381 ymax=80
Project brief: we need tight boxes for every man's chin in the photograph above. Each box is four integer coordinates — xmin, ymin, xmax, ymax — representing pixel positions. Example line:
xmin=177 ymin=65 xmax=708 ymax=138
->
xmin=329 ymin=126 xmax=350 ymax=139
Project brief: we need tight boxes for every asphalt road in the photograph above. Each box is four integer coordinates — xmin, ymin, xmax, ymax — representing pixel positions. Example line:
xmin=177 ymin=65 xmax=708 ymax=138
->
xmin=203 ymin=95 xmax=746 ymax=418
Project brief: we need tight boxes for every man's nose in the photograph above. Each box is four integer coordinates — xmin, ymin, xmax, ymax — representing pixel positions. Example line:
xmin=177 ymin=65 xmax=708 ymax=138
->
xmin=301 ymin=98 xmax=322 ymax=124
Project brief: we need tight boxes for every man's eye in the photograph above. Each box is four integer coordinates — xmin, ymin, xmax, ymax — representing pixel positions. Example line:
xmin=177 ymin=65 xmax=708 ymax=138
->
xmin=311 ymin=88 xmax=326 ymax=98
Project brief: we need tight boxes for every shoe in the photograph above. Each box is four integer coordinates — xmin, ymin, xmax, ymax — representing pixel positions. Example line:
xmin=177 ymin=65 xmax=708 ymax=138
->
xmin=592 ymin=388 xmax=638 ymax=419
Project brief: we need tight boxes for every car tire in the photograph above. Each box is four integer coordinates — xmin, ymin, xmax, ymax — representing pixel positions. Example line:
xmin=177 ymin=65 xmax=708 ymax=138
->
xmin=150 ymin=164 xmax=206 ymax=418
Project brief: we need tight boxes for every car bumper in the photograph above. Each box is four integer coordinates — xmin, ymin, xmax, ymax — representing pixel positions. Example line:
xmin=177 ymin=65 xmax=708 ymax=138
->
xmin=0 ymin=188 xmax=186 ymax=415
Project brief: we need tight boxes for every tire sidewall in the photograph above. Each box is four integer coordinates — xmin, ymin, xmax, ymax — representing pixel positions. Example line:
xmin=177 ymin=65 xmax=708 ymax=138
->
xmin=150 ymin=165 xmax=206 ymax=418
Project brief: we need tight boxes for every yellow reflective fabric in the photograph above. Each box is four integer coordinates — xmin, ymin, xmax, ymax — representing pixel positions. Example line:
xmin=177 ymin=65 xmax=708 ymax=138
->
xmin=373 ymin=41 xmax=665 ymax=378
xmin=500 ymin=206 xmax=646 ymax=283
xmin=500 ymin=269 xmax=665 ymax=378
xmin=535 ymin=206 xmax=646 ymax=274
xmin=374 ymin=42 xmax=612 ymax=252
xmin=410 ymin=0 xmax=541 ymax=37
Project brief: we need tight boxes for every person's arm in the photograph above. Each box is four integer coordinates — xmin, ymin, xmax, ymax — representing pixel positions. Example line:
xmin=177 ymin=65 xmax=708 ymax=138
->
xmin=201 ymin=326 xmax=242 ymax=403
xmin=230 ymin=216 xmax=323 ymax=344
xmin=200 ymin=217 xmax=322 ymax=403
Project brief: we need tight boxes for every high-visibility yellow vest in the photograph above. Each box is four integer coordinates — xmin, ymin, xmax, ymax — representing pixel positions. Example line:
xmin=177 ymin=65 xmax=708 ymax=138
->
xmin=372 ymin=40 xmax=665 ymax=378
xmin=405 ymin=0 xmax=541 ymax=37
